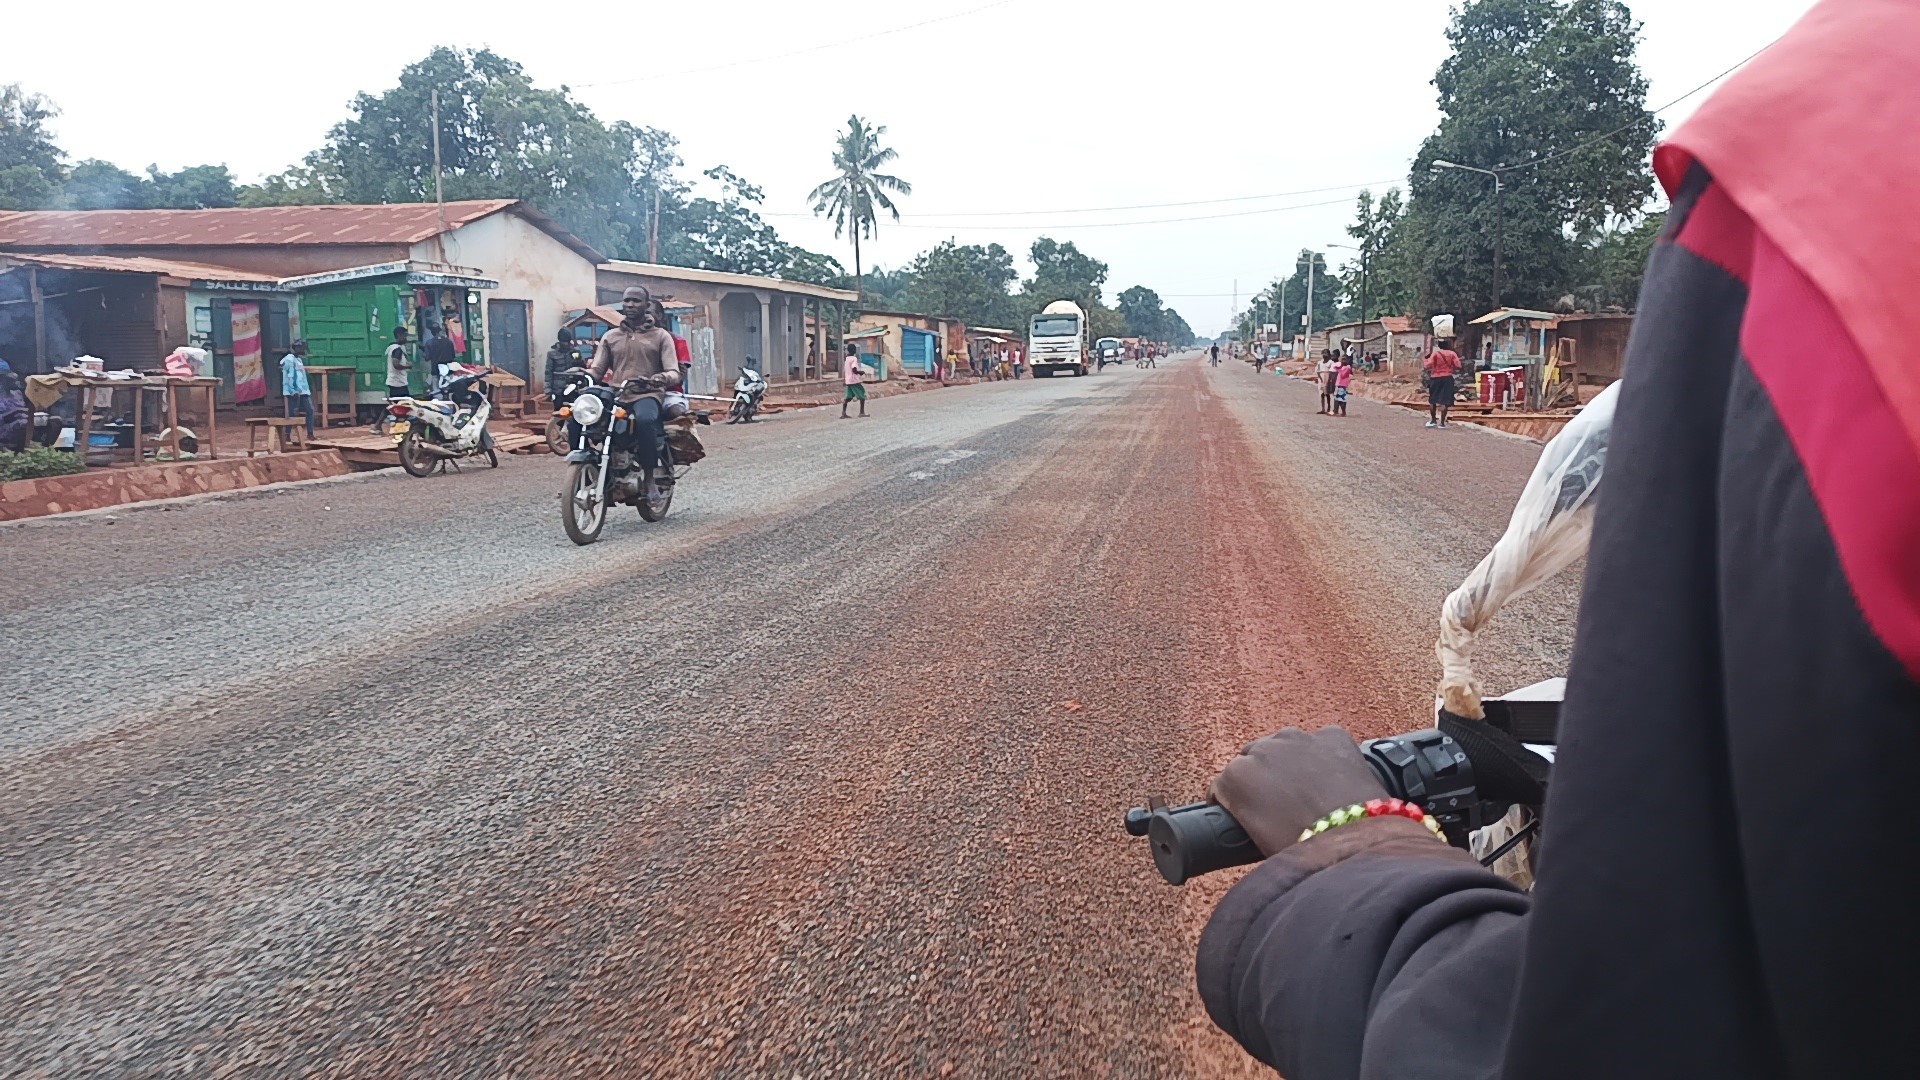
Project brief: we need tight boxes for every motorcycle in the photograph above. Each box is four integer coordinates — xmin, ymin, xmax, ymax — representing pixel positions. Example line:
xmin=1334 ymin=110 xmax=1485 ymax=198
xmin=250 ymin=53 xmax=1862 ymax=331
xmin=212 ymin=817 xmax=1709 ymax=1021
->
xmin=545 ymin=366 xmax=596 ymax=455
xmin=1127 ymin=382 xmax=1622 ymax=886
xmin=559 ymin=374 xmax=702 ymax=545
xmin=388 ymin=365 xmax=499 ymax=477
xmin=727 ymin=364 xmax=768 ymax=424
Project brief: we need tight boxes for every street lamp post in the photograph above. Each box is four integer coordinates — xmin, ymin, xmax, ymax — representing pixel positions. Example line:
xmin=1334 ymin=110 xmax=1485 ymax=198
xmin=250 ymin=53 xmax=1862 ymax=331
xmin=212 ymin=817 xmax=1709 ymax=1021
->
xmin=1433 ymin=159 xmax=1509 ymax=311
xmin=1329 ymin=240 xmax=1369 ymax=361
xmin=1301 ymin=252 xmax=1321 ymax=354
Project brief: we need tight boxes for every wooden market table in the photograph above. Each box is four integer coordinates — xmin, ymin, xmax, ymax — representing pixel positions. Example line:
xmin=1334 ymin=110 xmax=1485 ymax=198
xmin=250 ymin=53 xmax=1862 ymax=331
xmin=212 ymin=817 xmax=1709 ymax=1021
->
xmin=306 ymin=366 xmax=358 ymax=428
xmin=27 ymin=373 xmax=221 ymax=464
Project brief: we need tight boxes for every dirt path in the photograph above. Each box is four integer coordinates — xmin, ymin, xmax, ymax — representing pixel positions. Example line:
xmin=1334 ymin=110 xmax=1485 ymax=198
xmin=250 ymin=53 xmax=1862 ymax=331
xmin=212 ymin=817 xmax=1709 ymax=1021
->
xmin=0 ymin=358 xmax=1570 ymax=1075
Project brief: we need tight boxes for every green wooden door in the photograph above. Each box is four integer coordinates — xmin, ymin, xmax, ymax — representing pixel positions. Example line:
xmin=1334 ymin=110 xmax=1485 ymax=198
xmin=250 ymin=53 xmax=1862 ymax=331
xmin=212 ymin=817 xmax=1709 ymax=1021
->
xmin=300 ymin=284 xmax=384 ymax=401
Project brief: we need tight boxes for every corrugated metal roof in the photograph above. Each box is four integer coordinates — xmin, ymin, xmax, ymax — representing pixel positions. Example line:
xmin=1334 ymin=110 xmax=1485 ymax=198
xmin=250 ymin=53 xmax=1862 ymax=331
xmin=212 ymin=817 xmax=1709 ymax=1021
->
xmin=1379 ymin=316 xmax=1417 ymax=333
xmin=1470 ymin=307 xmax=1562 ymax=325
xmin=599 ymin=259 xmax=859 ymax=303
xmin=0 ymin=201 xmax=517 ymax=248
xmin=0 ymin=251 xmax=281 ymax=282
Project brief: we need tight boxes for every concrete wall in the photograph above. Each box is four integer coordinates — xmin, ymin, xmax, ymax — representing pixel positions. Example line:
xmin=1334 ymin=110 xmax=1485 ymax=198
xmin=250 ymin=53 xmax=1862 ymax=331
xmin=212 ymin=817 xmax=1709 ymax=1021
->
xmin=413 ymin=212 xmax=597 ymax=393
xmin=596 ymin=266 xmax=852 ymax=385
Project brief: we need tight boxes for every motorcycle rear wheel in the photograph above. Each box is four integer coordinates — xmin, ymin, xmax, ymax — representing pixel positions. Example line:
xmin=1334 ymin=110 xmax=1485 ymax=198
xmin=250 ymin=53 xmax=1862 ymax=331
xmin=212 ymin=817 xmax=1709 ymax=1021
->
xmin=481 ymin=444 xmax=499 ymax=468
xmin=562 ymin=461 xmax=607 ymax=545
xmin=398 ymin=428 xmax=440 ymax=478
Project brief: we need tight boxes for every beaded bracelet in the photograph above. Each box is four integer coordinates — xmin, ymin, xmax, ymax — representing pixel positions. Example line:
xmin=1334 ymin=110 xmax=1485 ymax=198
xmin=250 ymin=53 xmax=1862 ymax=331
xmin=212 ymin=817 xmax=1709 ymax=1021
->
xmin=1297 ymin=798 xmax=1447 ymax=844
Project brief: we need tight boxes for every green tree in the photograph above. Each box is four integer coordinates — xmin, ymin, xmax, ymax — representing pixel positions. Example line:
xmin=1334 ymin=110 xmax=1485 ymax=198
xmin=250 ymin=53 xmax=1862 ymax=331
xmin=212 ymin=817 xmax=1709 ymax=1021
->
xmin=903 ymin=240 xmax=1017 ymax=325
xmin=1339 ymin=189 xmax=1417 ymax=320
xmin=808 ymin=115 xmax=911 ymax=302
xmin=145 ymin=164 xmax=238 ymax=209
xmin=63 ymin=159 xmax=148 ymax=209
xmin=1255 ymin=251 xmax=1337 ymax=343
xmin=1400 ymin=0 xmax=1658 ymax=318
xmin=1573 ymin=210 xmax=1664 ymax=311
xmin=297 ymin=47 xmax=644 ymax=255
xmin=0 ymin=83 xmax=63 ymax=210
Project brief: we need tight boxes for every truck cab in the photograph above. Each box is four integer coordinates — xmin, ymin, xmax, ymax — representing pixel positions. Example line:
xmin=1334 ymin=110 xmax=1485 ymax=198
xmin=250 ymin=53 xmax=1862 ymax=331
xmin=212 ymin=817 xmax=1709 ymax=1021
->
xmin=1029 ymin=300 xmax=1089 ymax=377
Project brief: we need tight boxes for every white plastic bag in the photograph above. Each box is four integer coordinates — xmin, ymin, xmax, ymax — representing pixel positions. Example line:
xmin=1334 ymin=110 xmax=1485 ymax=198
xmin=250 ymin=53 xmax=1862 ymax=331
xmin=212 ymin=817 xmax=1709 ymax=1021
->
xmin=1435 ymin=381 xmax=1621 ymax=719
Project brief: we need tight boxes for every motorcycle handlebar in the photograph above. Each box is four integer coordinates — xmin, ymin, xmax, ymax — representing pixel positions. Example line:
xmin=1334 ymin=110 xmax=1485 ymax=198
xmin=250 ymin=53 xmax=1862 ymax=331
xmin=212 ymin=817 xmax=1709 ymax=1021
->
xmin=1122 ymin=802 xmax=1260 ymax=885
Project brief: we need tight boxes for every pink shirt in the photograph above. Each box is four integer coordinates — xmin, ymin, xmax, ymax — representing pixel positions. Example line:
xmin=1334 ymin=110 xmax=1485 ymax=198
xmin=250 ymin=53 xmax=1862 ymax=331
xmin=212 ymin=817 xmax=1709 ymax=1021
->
xmin=1335 ymin=363 xmax=1353 ymax=388
xmin=843 ymin=355 xmax=864 ymax=386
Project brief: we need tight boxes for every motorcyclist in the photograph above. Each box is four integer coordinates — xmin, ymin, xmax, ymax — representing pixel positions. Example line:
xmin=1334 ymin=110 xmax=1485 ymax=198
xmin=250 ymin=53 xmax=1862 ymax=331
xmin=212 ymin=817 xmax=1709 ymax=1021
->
xmin=1193 ymin=4 xmax=1920 ymax=1077
xmin=587 ymin=286 xmax=683 ymax=485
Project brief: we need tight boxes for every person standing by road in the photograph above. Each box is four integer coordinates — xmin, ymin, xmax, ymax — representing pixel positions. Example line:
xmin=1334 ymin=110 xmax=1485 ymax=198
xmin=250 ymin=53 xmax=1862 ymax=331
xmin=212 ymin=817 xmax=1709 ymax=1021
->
xmin=1210 ymin=343 xmax=1221 ymax=367
xmin=281 ymin=340 xmax=314 ymax=437
xmin=377 ymin=327 xmax=413 ymax=434
xmin=544 ymin=328 xmax=576 ymax=399
xmin=1424 ymin=338 xmax=1462 ymax=428
xmin=1333 ymin=352 xmax=1353 ymax=416
xmin=423 ymin=322 xmax=458 ymax=397
xmin=1316 ymin=351 xmax=1337 ymax=414
xmin=841 ymin=346 xmax=869 ymax=419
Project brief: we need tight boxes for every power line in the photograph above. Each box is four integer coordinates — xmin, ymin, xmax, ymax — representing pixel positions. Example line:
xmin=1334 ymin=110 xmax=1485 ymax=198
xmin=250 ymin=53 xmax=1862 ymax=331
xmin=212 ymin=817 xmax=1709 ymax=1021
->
xmin=847 ymin=195 xmax=1363 ymax=231
xmin=836 ymin=179 xmax=1404 ymax=219
xmin=577 ymin=0 xmax=1016 ymax=88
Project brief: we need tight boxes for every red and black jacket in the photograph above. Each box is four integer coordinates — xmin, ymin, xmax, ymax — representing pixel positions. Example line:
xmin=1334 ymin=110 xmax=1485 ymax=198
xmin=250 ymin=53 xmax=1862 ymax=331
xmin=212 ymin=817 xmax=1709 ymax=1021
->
xmin=1196 ymin=3 xmax=1920 ymax=1076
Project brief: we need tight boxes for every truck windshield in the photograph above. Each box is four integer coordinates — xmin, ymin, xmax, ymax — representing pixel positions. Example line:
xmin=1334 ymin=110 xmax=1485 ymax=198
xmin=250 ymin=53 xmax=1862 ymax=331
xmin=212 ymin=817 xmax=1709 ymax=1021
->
xmin=1032 ymin=316 xmax=1080 ymax=337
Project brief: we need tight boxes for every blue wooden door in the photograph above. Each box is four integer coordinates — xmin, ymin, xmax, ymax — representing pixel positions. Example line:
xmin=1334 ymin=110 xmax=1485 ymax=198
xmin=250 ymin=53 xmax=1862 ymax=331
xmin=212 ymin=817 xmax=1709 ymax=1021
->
xmin=901 ymin=327 xmax=937 ymax=374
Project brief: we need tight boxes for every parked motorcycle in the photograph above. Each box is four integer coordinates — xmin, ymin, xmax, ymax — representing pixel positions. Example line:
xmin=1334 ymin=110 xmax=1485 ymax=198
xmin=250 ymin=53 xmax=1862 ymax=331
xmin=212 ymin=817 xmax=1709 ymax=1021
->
xmin=727 ymin=363 xmax=769 ymax=424
xmin=388 ymin=365 xmax=498 ymax=477
xmin=559 ymin=374 xmax=693 ymax=545
xmin=545 ymin=366 xmax=595 ymax=455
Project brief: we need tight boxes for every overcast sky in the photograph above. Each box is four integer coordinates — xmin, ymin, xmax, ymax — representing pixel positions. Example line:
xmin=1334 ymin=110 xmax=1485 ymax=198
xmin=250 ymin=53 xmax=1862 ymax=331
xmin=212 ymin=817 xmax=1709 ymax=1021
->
xmin=3 ymin=0 xmax=1818 ymax=334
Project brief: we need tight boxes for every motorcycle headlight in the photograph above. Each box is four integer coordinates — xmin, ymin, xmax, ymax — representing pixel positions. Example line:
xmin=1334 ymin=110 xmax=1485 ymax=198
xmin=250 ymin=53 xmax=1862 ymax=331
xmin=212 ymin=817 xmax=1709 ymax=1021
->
xmin=571 ymin=394 xmax=606 ymax=427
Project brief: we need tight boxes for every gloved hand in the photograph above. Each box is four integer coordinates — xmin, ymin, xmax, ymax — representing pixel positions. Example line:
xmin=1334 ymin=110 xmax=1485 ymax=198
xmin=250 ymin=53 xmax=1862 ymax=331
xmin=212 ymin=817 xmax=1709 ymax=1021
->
xmin=1209 ymin=727 xmax=1388 ymax=857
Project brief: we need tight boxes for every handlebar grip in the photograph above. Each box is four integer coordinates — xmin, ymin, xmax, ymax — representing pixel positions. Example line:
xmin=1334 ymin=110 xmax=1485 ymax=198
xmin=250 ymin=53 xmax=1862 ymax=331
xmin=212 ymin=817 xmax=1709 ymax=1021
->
xmin=1123 ymin=803 xmax=1261 ymax=885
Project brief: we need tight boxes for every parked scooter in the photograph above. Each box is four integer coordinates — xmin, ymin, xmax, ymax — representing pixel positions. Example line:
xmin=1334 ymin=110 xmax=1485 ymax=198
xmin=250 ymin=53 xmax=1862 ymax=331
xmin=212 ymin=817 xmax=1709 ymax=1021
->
xmin=727 ymin=363 xmax=769 ymax=424
xmin=545 ymin=366 xmax=595 ymax=455
xmin=387 ymin=364 xmax=498 ymax=477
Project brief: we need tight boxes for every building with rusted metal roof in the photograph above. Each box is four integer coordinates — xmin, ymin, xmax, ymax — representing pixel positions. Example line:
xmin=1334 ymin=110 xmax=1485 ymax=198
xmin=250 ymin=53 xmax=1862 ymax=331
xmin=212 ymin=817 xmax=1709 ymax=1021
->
xmin=0 ymin=201 xmax=600 ymax=401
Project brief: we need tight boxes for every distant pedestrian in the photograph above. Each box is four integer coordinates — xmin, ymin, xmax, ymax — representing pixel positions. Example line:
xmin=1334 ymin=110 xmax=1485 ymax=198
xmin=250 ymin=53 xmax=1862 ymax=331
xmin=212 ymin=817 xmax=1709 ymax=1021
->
xmin=1317 ymin=350 xmax=1338 ymax=414
xmin=544 ymin=327 xmax=576 ymax=399
xmin=281 ymin=340 xmax=314 ymax=437
xmin=1014 ymin=349 xmax=1027 ymax=379
xmin=0 ymin=360 xmax=28 ymax=453
xmin=1334 ymin=353 xmax=1353 ymax=416
xmin=1425 ymin=338 xmax=1462 ymax=428
xmin=841 ymin=346 xmax=869 ymax=419
xmin=424 ymin=322 xmax=458 ymax=397
xmin=385 ymin=326 xmax=413 ymax=401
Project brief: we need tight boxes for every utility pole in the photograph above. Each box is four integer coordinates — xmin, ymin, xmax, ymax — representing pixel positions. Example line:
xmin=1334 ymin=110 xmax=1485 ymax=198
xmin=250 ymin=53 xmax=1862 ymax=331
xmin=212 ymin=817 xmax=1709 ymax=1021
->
xmin=649 ymin=187 xmax=661 ymax=263
xmin=1303 ymin=253 xmax=1317 ymax=352
xmin=431 ymin=89 xmax=448 ymax=254
xmin=1433 ymin=160 xmax=1509 ymax=311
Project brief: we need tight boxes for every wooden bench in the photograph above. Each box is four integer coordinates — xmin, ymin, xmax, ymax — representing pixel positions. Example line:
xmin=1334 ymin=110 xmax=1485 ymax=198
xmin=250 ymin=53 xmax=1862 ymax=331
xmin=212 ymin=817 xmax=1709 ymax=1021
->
xmin=244 ymin=416 xmax=311 ymax=456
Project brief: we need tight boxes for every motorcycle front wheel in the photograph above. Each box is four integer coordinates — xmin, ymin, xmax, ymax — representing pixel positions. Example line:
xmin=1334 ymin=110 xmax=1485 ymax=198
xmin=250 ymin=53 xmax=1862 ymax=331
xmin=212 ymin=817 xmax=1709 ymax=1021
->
xmin=398 ymin=428 xmax=439 ymax=477
xmin=545 ymin=415 xmax=570 ymax=456
xmin=562 ymin=461 xmax=607 ymax=545
xmin=727 ymin=398 xmax=747 ymax=424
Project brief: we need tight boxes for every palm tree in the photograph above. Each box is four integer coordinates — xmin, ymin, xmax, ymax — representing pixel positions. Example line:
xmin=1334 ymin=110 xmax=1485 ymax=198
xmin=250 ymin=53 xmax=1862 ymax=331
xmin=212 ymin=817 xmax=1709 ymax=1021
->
xmin=808 ymin=116 xmax=911 ymax=303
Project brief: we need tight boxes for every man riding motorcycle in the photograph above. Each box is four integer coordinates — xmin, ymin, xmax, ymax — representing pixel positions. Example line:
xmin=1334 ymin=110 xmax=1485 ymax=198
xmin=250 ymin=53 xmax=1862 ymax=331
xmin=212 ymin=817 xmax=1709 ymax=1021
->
xmin=581 ymin=286 xmax=684 ymax=487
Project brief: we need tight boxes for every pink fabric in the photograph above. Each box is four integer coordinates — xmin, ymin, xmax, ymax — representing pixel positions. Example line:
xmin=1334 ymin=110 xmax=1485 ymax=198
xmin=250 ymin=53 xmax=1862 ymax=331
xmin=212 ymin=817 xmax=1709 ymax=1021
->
xmin=843 ymin=355 xmax=863 ymax=386
xmin=1335 ymin=364 xmax=1353 ymax=388
xmin=1657 ymin=0 xmax=1920 ymax=463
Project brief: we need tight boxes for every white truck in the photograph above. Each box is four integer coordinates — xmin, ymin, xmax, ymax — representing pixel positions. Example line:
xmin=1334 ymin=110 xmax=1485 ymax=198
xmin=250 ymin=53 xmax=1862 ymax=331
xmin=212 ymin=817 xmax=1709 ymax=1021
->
xmin=1028 ymin=300 xmax=1089 ymax=378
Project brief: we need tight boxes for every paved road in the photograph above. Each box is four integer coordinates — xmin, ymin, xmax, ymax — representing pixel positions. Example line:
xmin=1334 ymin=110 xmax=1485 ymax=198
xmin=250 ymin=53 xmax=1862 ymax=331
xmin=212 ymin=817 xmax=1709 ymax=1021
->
xmin=0 ymin=357 xmax=1576 ymax=1076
